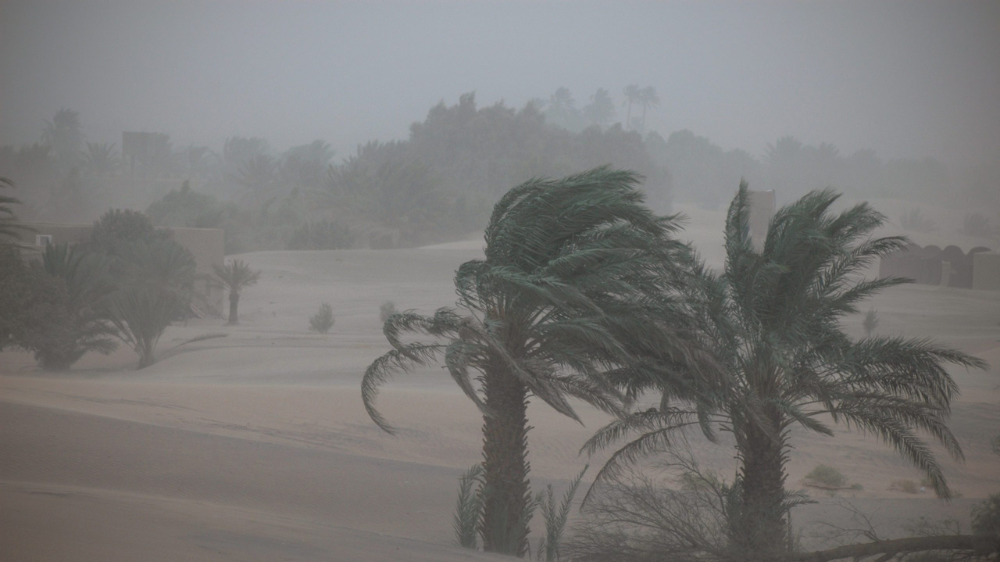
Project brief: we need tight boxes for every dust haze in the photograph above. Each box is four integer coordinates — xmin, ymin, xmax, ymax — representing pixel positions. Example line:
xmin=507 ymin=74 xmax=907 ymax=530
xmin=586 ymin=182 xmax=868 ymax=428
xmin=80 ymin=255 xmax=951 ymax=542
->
xmin=1 ymin=2 xmax=999 ymax=561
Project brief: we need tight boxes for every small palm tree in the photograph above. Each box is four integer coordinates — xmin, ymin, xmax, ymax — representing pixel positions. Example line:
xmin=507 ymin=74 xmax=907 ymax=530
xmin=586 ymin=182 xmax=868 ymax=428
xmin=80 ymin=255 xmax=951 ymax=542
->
xmin=363 ymin=167 xmax=706 ymax=556
xmin=213 ymin=259 xmax=261 ymax=324
xmin=1 ymin=177 xmax=30 ymax=245
xmin=107 ymin=285 xmax=180 ymax=369
xmin=34 ymin=243 xmax=117 ymax=370
xmin=588 ymin=182 xmax=987 ymax=561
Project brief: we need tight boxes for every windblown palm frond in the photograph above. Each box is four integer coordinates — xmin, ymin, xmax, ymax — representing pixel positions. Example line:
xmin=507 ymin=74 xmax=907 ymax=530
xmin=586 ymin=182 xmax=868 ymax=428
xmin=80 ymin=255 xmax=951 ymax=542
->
xmin=590 ymin=181 xmax=986 ymax=560
xmin=362 ymin=166 xmax=710 ymax=555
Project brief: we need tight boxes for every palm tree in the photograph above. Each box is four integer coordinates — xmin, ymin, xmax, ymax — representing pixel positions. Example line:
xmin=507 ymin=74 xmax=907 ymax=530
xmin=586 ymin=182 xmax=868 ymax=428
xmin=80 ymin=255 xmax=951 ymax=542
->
xmin=622 ymin=85 xmax=642 ymax=130
xmin=34 ymin=243 xmax=117 ymax=370
xmin=582 ymin=88 xmax=616 ymax=127
xmin=1 ymin=177 xmax=29 ymax=244
xmin=213 ymin=259 xmax=261 ymax=324
xmin=82 ymin=142 xmax=122 ymax=177
xmin=362 ymin=167 xmax=705 ymax=556
xmin=587 ymin=182 xmax=987 ymax=561
xmin=107 ymin=285 xmax=181 ymax=369
xmin=638 ymin=86 xmax=660 ymax=132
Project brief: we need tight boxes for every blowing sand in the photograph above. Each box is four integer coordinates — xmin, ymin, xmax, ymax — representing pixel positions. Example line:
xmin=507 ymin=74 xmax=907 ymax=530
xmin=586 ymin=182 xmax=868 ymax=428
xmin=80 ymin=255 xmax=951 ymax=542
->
xmin=1 ymin=204 xmax=998 ymax=560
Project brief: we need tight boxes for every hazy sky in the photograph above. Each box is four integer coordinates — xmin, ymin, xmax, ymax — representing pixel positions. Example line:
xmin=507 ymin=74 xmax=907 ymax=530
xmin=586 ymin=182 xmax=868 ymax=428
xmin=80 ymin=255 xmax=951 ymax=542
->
xmin=2 ymin=0 xmax=998 ymax=167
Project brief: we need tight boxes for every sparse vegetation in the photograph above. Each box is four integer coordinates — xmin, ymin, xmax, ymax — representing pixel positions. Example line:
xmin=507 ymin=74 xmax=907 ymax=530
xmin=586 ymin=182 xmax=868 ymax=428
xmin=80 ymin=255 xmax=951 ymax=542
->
xmin=891 ymin=479 xmax=920 ymax=494
xmin=309 ymin=302 xmax=334 ymax=334
xmin=804 ymin=465 xmax=848 ymax=489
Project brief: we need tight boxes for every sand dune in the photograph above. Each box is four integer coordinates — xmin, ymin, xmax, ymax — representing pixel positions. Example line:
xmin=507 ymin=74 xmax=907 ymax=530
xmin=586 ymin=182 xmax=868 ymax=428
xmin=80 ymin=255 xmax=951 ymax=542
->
xmin=1 ymin=205 xmax=998 ymax=560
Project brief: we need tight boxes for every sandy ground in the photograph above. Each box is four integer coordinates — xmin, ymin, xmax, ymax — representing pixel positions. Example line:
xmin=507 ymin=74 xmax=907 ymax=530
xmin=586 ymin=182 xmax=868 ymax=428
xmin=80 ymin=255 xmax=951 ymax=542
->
xmin=1 ymin=203 xmax=999 ymax=560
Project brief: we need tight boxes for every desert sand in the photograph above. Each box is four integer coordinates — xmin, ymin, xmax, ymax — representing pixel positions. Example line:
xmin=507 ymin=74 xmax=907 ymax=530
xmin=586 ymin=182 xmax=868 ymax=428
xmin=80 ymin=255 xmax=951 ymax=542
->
xmin=1 ymin=203 xmax=998 ymax=560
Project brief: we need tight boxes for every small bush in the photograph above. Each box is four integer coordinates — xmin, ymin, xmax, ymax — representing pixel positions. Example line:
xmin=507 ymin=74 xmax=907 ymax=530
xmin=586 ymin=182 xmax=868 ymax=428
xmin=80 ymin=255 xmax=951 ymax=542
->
xmin=379 ymin=301 xmax=398 ymax=324
xmin=309 ymin=302 xmax=335 ymax=334
xmin=805 ymin=464 xmax=848 ymax=488
xmin=453 ymin=464 xmax=484 ymax=549
xmin=891 ymin=479 xmax=919 ymax=494
xmin=972 ymin=493 xmax=1000 ymax=540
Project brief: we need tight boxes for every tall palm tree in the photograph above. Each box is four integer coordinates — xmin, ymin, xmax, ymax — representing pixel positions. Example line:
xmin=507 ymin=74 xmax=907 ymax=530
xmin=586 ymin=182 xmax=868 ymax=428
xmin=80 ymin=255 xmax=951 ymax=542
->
xmin=362 ymin=167 xmax=706 ymax=556
xmin=588 ymin=182 xmax=986 ymax=560
xmin=213 ymin=259 xmax=261 ymax=324
xmin=639 ymin=86 xmax=660 ymax=132
xmin=622 ymin=85 xmax=642 ymax=131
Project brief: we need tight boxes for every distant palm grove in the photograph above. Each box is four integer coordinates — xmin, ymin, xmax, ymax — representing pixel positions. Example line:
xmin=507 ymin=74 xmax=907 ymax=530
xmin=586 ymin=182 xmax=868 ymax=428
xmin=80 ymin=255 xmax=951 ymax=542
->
xmin=2 ymin=87 xmax=994 ymax=256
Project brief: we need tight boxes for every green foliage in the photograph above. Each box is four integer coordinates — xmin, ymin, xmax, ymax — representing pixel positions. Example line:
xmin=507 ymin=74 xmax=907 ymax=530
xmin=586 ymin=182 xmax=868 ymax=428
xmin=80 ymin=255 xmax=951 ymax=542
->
xmin=107 ymin=285 xmax=180 ymax=369
xmin=0 ymin=177 xmax=30 ymax=244
xmin=891 ymin=479 xmax=920 ymax=494
xmin=804 ymin=465 xmax=847 ymax=488
xmin=972 ymin=494 xmax=1000 ymax=540
xmin=363 ymin=167 xmax=701 ymax=555
xmin=90 ymin=208 xmax=164 ymax=255
xmin=146 ymin=181 xmax=225 ymax=228
xmin=0 ymin=244 xmax=69 ymax=354
xmin=536 ymin=465 xmax=587 ymax=562
xmin=454 ymin=464 xmax=485 ymax=549
xmin=286 ymin=219 xmax=353 ymax=250
xmin=33 ymin=243 xmax=117 ymax=370
xmin=378 ymin=301 xmax=397 ymax=324
xmin=587 ymin=182 xmax=986 ymax=560
xmin=309 ymin=302 xmax=334 ymax=334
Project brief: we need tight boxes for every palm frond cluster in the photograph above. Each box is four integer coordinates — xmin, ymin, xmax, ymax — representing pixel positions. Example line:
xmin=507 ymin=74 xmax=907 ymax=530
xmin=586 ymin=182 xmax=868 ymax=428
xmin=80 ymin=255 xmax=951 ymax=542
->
xmin=363 ymin=168 xmax=986 ymax=560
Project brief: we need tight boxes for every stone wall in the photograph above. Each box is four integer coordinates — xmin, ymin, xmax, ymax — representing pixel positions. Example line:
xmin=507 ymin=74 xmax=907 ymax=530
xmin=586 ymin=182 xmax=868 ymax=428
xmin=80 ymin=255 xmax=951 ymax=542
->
xmin=879 ymin=243 xmax=994 ymax=290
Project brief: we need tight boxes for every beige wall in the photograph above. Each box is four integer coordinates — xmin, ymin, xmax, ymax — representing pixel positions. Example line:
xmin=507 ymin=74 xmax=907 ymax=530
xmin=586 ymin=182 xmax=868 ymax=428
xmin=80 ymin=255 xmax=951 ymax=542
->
xmin=18 ymin=223 xmax=225 ymax=316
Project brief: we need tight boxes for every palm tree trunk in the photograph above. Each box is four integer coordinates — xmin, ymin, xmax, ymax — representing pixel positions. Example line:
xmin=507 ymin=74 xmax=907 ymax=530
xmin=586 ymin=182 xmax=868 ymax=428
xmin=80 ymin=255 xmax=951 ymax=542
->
xmin=625 ymin=101 xmax=633 ymax=130
xmin=479 ymin=364 xmax=531 ymax=556
xmin=228 ymin=292 xmax=239 ymax=324
xmin=736 ymin=411 xmax=788 ymax=562
xmin=137 ymin=341 xmax=155 ymax=369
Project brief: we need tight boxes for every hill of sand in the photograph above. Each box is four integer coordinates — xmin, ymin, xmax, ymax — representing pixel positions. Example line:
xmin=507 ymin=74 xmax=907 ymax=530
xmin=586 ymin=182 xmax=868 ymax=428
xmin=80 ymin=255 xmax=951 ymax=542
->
xmin=1 ymin=202 xmax=998 ymax=560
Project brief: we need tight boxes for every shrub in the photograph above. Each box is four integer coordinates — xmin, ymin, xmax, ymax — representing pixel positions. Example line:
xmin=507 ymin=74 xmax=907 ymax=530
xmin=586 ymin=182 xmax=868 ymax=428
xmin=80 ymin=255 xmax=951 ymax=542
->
xmin=805 ymin=465 xmax=848 ymax=488
xmin=90 ymin=208 xmax=163 ymax=254
xmin=309 ymin=302 xmax=335 ymax=333
xmin=107 ymin=285 xmax=183 ymax=369
xmin=972 ymin=494 xmax=1000 ymax=540
xmin=379 ymin=301 xmax=398 ymax=324
xmin=454 ymin=464 xmax=484 ymax=549
xmin=536 ymin=465 xmax=588 ymax=562
xmin=146 ymin=181 xmax=224 ymax=228
xmin=891 ymin=479 xmax=919 ymax=494
xmin=286 ymin=219 xmax=354 ymax=250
